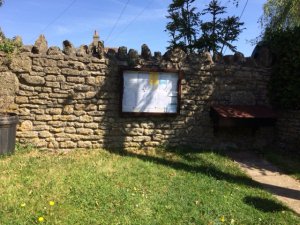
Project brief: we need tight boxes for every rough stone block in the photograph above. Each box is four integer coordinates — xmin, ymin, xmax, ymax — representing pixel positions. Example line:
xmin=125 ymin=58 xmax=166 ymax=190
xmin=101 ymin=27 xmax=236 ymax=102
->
xmin=29 ymin=99 xmax=49 ymax=105
xmin=45 ymin=82 xmax=60 ymax=88
xmin=32 ymin=35 xmax=48 ymax=54
xmin=132 ymin=136 xmax=152 ymax=142
xmin=48 ymin=121 xmax=66 ymax=127
xmin=56 ymin=75 xmax=66 ymax=82
xmin=74 ymin=110 xmax=86 ymax=116
xmin=20 ymin=74 xmax=45 ymax=85
xmin=77 ymin=128 xmax=93 ymax=135
xmin=61 ymin=68 xmax=89 ymax=76
xmin=36 ymin=115 xmax=52 ymax=121
xmin=78 ymin=141 xmax=92 ymax=148
xmin=65 ymin=127 xmax=76 ymax=134
xmin=30 ymin=108 xmax=45 ymax=114
xmin=32 ymin=66 xmax=44 ymax=72
xmin=44 ymin=67 xmax=61 ymax=75
xmin=42 ymin=87 xmax=52 ymax=93
xmin=67 ymin=77 xmax=85 ymax=83
xmin=15 ymin=96 xmax=29 ymax=104
xmin=60 ymin=141 xmax=77 ymax=148
xmin=86 ymin=91 xmax=97 ymax=99
xmin=45 ymin=75 xmax=57 ymax=81
xmin=52 ymin=115 xmax=77 ymax=121
xmin=39 ymin=131 xmax=52 ymax=138
xmin=73 ymin=93 xmax=85 ymax=100
xmin=33 ymin=125 xmax=50 ymax=131
xmin=48 ymin=141 xmax=59 ymax=149
xmin=33 ymin=58 xmax=57 ymax=67
xmin=144 ymin=141 xmax=160 ymax=147
xmin=87 ymin=63 xmax=106 ymax=71
xmin=58 ymin=61 xmax=85 ymax=70
xmin=87 ymin=111 xmax=105 ymax=116
xmin=34 ymin=140 xmax=48 ymax=148
xmin=84 ymin=123 xmax=98 ymax=129
xmin=63 ymin=105 xmax=74 ymax=114
xmin=85 ymin=104 xmax=97 ymax=111
xmin=49 ymin=127 xmax=64 ymax=133
xmin=46 ymin=108 xmax=62 ymax=115
xmin=19 ymin=120 xmax=33 ymax=131
xmin=81 ymin=135 xmax=103 ymax=141
xmin=86 ymin=77 xmax=95 ymax=85
xmin=10 ymin=56 xmax=32 ymax=73
xmin=79 ymin=115 xmax=93 ymax=122
xmin=124 ymin=128 xmax=144 ymax=136
xmin=17 ymin=131 xmax=38 ymax=138
xmin=47 ymin=46 xmax=63 ymax=56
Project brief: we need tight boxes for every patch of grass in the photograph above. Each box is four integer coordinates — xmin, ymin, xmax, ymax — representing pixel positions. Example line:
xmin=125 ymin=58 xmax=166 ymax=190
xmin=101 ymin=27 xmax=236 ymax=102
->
xmin=257 ymin=149 xmax=300 ymax=181
xmin=0 ymin=145 xmax=299 ymax=225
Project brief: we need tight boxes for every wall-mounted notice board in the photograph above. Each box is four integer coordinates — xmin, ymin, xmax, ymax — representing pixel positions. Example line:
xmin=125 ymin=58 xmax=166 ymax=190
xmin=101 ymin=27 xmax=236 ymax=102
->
xmin=121 ymin=69 xmax=181 ymax=115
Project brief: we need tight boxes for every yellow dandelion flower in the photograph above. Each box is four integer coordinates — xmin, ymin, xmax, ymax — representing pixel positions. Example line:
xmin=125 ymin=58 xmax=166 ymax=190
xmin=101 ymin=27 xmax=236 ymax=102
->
xmin=38 ymin=217 xmax=44 ymax=222
xmin=20 ymin=203 xmax=26 ymax=207
xmin=49 ymin=201 xmax=55 ymax=206
xmin=220 ymin=215 xmax=225 ymax=223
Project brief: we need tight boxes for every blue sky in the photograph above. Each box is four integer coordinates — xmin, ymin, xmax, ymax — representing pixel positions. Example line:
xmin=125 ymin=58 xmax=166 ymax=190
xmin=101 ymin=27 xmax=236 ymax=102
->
xmin=0 ymin=0 xmax=265 ymax=56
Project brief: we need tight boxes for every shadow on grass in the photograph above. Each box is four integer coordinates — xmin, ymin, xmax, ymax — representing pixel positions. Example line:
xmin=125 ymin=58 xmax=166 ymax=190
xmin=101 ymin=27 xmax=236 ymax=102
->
xmin=107 ymin=147 xmax=259 ymax=189
xmin=107 ymin=147 xmax=300 ymax=205
xmin=243 ymin=196 xmax=289 ymax=212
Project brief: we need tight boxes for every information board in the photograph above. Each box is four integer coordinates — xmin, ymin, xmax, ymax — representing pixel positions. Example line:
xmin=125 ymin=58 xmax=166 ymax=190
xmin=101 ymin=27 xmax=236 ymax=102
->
xmin=122 ymin=70 xmax=180 ymax=114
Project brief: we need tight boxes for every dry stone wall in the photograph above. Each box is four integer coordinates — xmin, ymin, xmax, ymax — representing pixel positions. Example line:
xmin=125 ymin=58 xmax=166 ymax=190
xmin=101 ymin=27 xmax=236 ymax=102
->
xmin=0 ymin=35 xmax=275 ymax=151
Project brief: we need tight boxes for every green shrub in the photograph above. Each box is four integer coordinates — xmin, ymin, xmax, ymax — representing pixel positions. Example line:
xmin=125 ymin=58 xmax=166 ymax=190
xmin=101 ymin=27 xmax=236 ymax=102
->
xmin=264 ymin=27 xmax=300 ymax=110
xmin=0 ymin=36 xmax=22 ymax=54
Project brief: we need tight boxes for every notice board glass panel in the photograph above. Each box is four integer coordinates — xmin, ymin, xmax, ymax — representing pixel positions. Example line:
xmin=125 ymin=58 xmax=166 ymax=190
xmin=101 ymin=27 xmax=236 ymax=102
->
xmin=122 ymin=70 xmax=180 ymax=114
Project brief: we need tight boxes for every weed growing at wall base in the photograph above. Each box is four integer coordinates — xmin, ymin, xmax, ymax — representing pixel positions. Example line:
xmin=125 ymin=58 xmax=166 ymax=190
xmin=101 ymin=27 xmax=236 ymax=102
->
xmin=0 ymin=146 xmax=299 ymax=224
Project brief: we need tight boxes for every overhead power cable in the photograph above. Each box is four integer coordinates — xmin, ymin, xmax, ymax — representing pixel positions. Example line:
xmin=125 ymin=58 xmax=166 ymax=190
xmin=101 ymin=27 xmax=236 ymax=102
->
xmin=107 ymin=0 xmax=154 ymax=44
xmin=239 ymin=0 xmax=249 ymax=20
xmin=105 ymin=0 xmax=130 ymax=43
xmin=30 ymin=0 xmax=77 ymax=43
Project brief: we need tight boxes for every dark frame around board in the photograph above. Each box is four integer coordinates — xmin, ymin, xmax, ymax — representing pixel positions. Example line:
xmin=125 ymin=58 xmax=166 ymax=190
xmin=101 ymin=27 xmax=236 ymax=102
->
xmin=119 ymin=67 xmax=183 ymax=117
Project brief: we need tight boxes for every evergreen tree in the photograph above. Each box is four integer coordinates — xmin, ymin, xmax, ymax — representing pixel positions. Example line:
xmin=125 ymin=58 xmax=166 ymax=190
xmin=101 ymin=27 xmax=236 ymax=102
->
xmin=196 ymin=0 xmax=244 ymax=54
xmin=196 ymin=0 xmax=226 ymax=53
xmin=165 ymin=0 xmax=244 ymax=54
xmin=165 ymin=0 xmax=199 ymax=53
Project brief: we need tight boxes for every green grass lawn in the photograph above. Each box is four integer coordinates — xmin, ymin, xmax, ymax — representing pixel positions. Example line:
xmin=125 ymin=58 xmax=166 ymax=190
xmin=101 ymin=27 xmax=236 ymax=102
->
xmin=0 ymin=145 xmax=299 ymax=225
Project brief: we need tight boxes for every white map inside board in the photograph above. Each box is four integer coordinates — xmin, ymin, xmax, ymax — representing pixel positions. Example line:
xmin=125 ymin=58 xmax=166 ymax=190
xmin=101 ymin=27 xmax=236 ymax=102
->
xmin=122 ymin=71 xmax=179 ymax=113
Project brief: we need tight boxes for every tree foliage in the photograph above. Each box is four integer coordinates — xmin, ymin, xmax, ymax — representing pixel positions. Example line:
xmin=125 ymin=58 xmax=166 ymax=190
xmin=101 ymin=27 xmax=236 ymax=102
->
xmin=196 ymin=0 xmax=243 ymax=54
xmin=165 ymin=0 xmax=244 ymax=55
xmin=262 ymin=0 xmax=300 ymax=31
xmin=265 ymin=27 xmax=300 ymax=109
xmin=166 ymin=0 xmax=199 ymax=53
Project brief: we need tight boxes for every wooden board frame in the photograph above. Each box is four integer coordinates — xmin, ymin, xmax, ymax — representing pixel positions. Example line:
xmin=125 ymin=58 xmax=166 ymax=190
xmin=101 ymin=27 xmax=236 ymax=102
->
xmin=119 ymin=67 xmax=183 ymax=117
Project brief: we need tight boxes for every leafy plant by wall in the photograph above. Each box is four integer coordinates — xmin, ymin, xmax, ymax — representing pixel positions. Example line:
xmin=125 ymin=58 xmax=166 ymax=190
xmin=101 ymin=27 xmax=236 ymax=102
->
xmin=0 ymin=36 xmax=22 ymax=54
xmin=265 ymin=27 xmax=300 ymax=110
